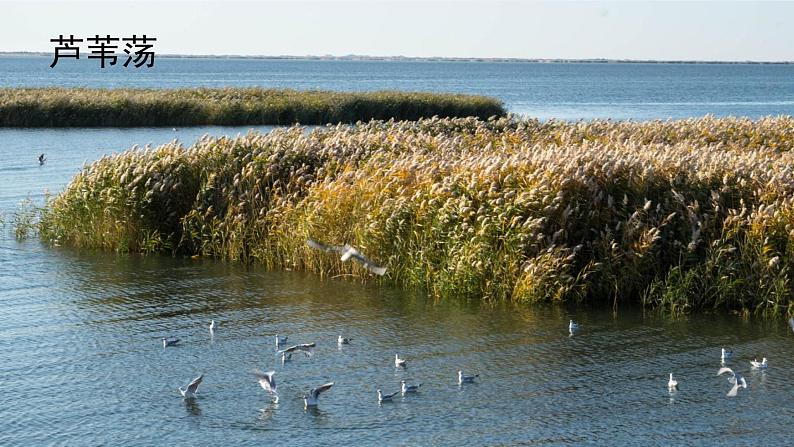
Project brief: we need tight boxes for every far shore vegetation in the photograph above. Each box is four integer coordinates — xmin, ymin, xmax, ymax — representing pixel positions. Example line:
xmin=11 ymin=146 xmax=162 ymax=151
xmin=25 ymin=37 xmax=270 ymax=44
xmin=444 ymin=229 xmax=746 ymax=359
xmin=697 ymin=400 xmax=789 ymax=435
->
xmin=0 ymin=88 xmax=506 ymax=127
xmin=37 ymin=116 xmax=794 ymax=317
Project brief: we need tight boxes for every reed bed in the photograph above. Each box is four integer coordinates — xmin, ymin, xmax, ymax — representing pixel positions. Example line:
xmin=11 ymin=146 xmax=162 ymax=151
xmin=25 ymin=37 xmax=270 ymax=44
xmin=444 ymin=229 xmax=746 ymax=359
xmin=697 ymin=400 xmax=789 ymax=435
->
xmin=0 ymin=88 xmax=505 ymax=127
xmin=39 ymin=116 xmax=794 ymax=316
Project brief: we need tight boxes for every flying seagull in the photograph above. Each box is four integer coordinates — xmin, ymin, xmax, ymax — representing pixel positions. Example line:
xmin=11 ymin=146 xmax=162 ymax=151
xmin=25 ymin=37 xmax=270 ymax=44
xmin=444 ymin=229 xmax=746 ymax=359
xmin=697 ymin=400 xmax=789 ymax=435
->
xmin=338 ymin=335 xmax=352 ymax=345
xmin=278 ymin=343 xmax=316 ymax=362
xmin=253 ymin=369 xmax=278 ymax=403
xmin=789 ymin=317 xmax=794 ymax=333
xmin=275 ymin=334 xmax=288 ymax=348
xmin=750 ymin=357 xmax=768 ymax=369
xmin=721 ymin=348 xmax=733 ymax=362
xmin=162 ymin=337 xmax=180 ymax=348
xmin=209 ymin=320 xmax=216 ymax=334
xmin=179 ymin=374 xmax=203 ymax=398
xmin=569 ymin=320 xmax=579 ymax=334
xmin=717 ymin=367 xmax=747 ymax=397
xmin=304 ymin=382 xmax=334 ymax=408
xmin=395 ymin=354 xmax=406 ymax=368
xmin=38 ymin=153 xmax=46 ymax=165
xmin=340 ymin=245 xmax=387 ymax=275
xmin=458 ymin=370 xmax=479 ymax=385
xmin=307 ymin=239 xmax=387 ymax=276
xmin=667 ymin=373 xmax=678 ymax=391
xmin=401 ymin=380 xmax=421 ymax=394
xmin=377 ymin=389 xmax=399 ymax=402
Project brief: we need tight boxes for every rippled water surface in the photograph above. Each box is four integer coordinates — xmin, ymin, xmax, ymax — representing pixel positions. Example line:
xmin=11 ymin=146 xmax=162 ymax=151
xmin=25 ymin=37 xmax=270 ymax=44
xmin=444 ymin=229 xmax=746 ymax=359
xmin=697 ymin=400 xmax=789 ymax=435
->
xmin=2 ymin=129 xmax=794 ymax=446
xmin=3 ymin=55 xmax=794 ymax=120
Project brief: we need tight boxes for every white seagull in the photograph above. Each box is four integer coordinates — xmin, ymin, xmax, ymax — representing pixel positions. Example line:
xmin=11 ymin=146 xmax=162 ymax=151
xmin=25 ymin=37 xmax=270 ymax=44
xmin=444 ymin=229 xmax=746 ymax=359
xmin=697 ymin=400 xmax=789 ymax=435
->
xmin=750 ymin=357 xmax=768 ymax=369
xmin=275 ymin=334 xmax=288 ymax=347
xmin=401 ymin=380 xmax=421 ymax=394
xmin=338 ymin=335 xmax=352 ymax=345
xmin=789 ymin=317 xmax=794 ymax=333
xmin=377 ymin=389 xmax=399 ymax=402
xmin=717 ymin=367 xmax=747 ymax=397
xmin=304 ymin=382 xmax=334 ymax=408
xmin=721 ymin=348 xmax=733 ymax=362
xmin=179 ymin=374 xmax=203 ymax=398
xmin=307 ymin=239 xmax=387 ymax=276
xmin=278 ymin=343 xmax=316 ymax=360
xmin=667 ymin=373 xmax=678 ymax=391
xmin=458 ymin=370 xmax=479 ymax=385
xmin=209 ymin=320 xmax=216 ymax=334
xmin=162 ymin=337 xmax=180 ymax=348
xmin=253 ymin=369 xmax=278 ymax=403
xmin=395 ymin=354 xmax=407 ymax=368
xmin=569 ymin=320 xmax=579 ymax=333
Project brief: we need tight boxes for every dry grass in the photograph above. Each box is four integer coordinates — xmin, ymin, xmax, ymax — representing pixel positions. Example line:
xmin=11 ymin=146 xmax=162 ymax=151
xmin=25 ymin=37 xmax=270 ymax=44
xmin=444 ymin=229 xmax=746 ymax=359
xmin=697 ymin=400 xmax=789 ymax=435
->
xmin=39 ymin=115 xmax=794 ymax=316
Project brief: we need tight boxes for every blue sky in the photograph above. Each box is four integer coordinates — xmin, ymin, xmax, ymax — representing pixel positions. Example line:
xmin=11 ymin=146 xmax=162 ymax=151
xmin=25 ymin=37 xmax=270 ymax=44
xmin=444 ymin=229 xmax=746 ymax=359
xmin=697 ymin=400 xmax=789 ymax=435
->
xmin=1 ymin=1 xmax=792 ymax=61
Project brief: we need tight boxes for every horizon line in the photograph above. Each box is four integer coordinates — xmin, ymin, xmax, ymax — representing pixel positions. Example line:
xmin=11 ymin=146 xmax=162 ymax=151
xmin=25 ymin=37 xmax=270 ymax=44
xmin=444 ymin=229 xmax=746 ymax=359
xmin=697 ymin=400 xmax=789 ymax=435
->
xmin=1 ymin=51 xmax=793 ymax=65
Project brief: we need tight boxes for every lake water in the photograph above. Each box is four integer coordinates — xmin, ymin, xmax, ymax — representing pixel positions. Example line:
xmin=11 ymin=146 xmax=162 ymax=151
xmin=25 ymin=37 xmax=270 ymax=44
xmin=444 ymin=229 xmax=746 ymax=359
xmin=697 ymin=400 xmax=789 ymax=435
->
xmin=2 ymin=59 xmax=794 ymax=445
xmin=2 ymin=55 xmax=794 ymax=120
xmin=2 ymin=127 xmax=794 ymax=446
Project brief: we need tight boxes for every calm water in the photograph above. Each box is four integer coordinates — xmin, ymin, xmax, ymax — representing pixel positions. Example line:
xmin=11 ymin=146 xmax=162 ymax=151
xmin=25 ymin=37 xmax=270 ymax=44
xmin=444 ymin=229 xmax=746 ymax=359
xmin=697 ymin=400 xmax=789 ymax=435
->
xmin=2 ymin=128 xmax=794 ymax=446
xmin=2 ymin=55 xmax=794 ymax=120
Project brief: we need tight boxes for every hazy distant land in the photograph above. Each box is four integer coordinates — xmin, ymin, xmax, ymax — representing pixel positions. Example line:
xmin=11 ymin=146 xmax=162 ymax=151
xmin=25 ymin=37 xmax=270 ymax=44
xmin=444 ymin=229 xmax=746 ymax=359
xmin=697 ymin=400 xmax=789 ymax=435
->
xmin=2 ymin=51 xmax=792 ymax=64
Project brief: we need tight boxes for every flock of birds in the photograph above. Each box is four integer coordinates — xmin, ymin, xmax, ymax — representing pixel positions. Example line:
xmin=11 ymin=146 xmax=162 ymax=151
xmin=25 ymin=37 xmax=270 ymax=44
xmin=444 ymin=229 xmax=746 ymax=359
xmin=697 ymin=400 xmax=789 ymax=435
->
xmin=169 ymin=240 xmax=475 ymax=409
xmin=164 ymin=240 xmax=790 ymax=410
xmin=572 ymin=319 xmax=782 ymax=398
xmin=168 ymin=326 xmax=480 ymax=409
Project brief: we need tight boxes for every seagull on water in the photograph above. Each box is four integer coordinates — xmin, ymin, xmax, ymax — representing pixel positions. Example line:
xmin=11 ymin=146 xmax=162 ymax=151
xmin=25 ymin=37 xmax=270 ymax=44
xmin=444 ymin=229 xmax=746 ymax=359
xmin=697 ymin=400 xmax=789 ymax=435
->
xmin=275 ymin=334 xmax=288 ymax=347
xmin=750 ymin=357 xmax=768 ymax=369
xmin=304 ymin=382 xmax=334 ymax=408
xmin=667 ymin=373 xmax=678 ymax=391
xmin=307 ymin=239 xmax=387 ymax=276
xmin=717 ymin=367 xmax=747 ymax=397
xmin=209 ymin=320 xmax=216 ymax=334
xmin=179 ymin=374 xmax=203 ymax=398
xmin=338 ymin=335 xmax=352 ymax=345
xmin=569 ymin=320 xmax=579 ymax=334
xmin=458 ymin=370 xmax=479 ymax=385
xmin=377 ymin=389 xmax=399 ymax=402
xmin=162 ymin=337 xmax=180 ymax=348
xmin=253 ymin=369 xmax=278 ymax=403
xmin=401 ymin=380 xmax=421 ymax=394
xmin=395 ymin=354 xmax=406 ymax=368
xmin=38 ymin=153 xmax=46 ymax=165
xmin=278 ymin=343 xmax=316 ymax=362
xmin=721 ymin=348 xmax=733 ymax=362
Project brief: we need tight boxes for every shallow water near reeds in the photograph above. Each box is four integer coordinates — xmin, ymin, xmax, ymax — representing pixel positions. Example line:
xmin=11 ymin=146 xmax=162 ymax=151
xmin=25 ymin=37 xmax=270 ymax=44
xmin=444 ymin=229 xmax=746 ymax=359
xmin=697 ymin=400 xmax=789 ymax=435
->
xmin=2 ymin=128 xmax=794 ymax=446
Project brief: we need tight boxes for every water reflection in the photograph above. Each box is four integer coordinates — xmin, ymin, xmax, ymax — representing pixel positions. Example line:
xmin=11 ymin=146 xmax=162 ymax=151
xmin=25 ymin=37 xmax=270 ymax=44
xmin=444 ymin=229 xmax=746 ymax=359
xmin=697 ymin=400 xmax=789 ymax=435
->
xmin=257 ymin=402 xmax=278 ymax=421
xmin=304 ymin=406 xmax=327 ymax=419
xmin=184 ymin=398 xmax=202 ymax=416
xmin=3 ymin=236 xmax=794 ymax=445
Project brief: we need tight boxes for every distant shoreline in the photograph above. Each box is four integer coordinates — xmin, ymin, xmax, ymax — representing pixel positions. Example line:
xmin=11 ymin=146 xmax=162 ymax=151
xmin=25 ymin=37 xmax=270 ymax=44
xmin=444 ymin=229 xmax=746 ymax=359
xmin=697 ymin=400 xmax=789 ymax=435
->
xmin=2 ymin=52 xmax=792 ymax=65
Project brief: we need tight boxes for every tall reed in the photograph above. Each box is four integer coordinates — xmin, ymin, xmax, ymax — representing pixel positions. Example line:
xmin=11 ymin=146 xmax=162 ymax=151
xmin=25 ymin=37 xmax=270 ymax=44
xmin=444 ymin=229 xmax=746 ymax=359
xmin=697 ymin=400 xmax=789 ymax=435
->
xmin=0 ymin=88 xmax=506 ymax=127
xmin=39 ymin=116 xmax=794 ymax=316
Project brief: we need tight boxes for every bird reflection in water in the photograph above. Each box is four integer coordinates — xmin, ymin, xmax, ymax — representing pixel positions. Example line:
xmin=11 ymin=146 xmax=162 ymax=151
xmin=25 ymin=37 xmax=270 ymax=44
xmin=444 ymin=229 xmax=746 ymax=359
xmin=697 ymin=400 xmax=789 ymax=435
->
xmin=258 ymin=401 xmax=278 ymax=421
xmin=304 ymin=406 xmax=327 ymax=419
xmin=184 ymin=398 xmax=202 ymax=416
